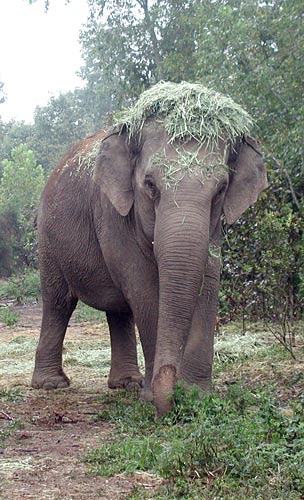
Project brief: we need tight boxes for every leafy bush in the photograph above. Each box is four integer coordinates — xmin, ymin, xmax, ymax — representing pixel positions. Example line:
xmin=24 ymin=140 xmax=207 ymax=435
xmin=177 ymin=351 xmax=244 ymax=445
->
xmin=0 ymin=308 xmax=18 ymax=326
xmin=0 ymin=269 xmax=40 ymax=303
xmin=0 ymin=145 xmax=45 ymax=274
xmin=220 ymin=203 xmax=304 ymax=327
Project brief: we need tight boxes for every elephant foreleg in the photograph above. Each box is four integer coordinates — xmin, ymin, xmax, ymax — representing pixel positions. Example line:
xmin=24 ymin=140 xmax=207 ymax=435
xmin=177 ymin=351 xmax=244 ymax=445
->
xmin=180 ymin=249 xmax=221 ymax=391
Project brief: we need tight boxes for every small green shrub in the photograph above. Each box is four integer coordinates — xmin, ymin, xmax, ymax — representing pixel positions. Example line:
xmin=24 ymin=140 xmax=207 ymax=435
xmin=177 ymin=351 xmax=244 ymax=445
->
xmin=1 ymin=269 xmax=40 ymax=303
xmin=0 ymin=280 xmax=9 ymax=297
xmin=0 ymin=388 xmax=24 ymax=402
xmin=0 ymin=419 xmax=24 ymax=447
xmin=0 ymin=308 xmax=18 ymax=326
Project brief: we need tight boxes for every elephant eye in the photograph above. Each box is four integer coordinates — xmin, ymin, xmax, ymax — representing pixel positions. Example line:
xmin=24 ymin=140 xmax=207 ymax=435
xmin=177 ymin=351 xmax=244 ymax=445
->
xmin=217 ymin=182 xmax=227 ymax=196
xmin=144 ymin=176 xmax=158 ymax=199
xmin=145 ymin=178 xmax=154 ymax=190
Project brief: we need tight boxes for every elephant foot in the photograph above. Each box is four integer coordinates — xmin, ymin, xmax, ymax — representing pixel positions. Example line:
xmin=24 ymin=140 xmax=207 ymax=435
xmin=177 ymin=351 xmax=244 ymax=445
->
xmin=139 ymin=387 xmax=153 ymax=402
xmin=31 ymin=368 xmax=70 ymax=390
xmin=179 ymin=373 xmax=212 ymax=394
xmin=108 ymin=373 xmax=144 ymax=391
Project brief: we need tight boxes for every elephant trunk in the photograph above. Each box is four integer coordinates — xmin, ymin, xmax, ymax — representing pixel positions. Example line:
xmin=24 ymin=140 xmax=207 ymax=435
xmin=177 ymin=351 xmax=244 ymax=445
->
xmin=152 ymin=195 xmax=210 ymax=416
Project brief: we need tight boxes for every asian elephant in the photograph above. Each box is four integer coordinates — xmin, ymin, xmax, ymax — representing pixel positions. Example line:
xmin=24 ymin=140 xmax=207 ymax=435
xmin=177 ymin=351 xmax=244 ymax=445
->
xmin=32 ymin=86 xmax=267 ymax=416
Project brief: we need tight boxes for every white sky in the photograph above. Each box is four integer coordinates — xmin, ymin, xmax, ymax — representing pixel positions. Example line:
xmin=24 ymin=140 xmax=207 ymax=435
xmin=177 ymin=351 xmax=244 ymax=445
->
xmin=0 ymin=0 xmax=89 ymax=123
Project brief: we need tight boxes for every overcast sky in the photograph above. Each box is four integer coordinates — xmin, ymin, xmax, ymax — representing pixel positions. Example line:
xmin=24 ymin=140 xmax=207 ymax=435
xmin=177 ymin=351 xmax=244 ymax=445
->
xmin=0 ymin=0 xmax=89 ymax=123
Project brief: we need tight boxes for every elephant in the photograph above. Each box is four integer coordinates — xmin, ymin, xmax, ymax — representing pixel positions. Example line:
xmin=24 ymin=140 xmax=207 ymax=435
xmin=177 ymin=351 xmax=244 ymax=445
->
xmin=32 ymin=83 xmax=268 ymax=416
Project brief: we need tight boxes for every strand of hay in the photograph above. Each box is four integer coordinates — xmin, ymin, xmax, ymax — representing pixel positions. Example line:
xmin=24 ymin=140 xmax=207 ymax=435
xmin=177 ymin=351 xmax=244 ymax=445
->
xmin=114 ymin=81 xmax=253 ymax=147
xmin=151 ymin=147 xmax=228 ymax=189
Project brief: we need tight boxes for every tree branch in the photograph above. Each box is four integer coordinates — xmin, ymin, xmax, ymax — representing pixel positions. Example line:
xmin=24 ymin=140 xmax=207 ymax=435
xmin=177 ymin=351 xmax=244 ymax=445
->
xmin=271 ymin=156 xmax=301 ymax=211
xmin=136 ymin=0 xmax=163 ymax=79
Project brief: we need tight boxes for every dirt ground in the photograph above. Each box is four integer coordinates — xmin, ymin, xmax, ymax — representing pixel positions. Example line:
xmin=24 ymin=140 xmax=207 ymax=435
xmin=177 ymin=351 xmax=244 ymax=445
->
xmin=0 ymin=303 xmax=162 ymax=500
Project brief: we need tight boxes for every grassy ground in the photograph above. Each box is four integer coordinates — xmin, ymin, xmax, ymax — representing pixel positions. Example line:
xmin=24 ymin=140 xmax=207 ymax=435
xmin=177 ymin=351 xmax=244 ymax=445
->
xmin=0 ymin=294 xmax=303 ymax=499
xmin=86 ymin=326 xmax=304 ymax=500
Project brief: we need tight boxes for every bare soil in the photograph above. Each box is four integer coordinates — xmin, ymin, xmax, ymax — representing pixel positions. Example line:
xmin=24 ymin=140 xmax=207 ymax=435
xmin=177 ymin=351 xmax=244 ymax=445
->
xmin=0 ymin=303 xmax=162 ymax=500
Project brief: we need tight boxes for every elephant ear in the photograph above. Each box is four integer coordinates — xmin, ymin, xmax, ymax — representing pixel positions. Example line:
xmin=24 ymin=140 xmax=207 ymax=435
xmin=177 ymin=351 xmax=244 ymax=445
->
xmin=93 ymin=130 xmax=134 ymax=216
xmin=223 ymin=136 xmax=268 ymax=225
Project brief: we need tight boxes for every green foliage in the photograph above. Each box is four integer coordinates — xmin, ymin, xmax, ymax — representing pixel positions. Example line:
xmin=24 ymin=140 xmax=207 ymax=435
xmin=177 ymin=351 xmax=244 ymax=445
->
xmin=32 ymin=89 xmax=110 ymax=172
xmin=0 ymin=88 xmax=109 ymax=175
xmin=80 ymin=1 xmax=199 ymax=103
xmin=191 ymin=0 xmax=304 ymax=322
xmin=0 ymin=419 xmax=23 ymax=447
xmin=74 ymin=302 xmax=106 ymax=323
xmin=0 ymin=308 xmax=19 ymax=327
xmin=0 ymin=145 xmax=44 ymax=215
xmin=220 ymin=198 xmax=304 ymax=325
xmin=0 ymin=209 xmax=19 ymax=277
xmin=0 ymin=120 xmax=34 ymax=177
xmin=0 ymin=145 xmax=44 ymax=274
xmin=87 ymin=383 xmax=304 ymax=498
xmin=0 ymin=269 xmax=40 ymax=304
xmin=0 ymin=388 xmax=24 ymax=403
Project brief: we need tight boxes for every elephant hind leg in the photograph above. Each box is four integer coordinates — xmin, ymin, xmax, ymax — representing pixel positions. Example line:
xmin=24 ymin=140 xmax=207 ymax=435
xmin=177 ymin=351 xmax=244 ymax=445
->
xmin=32 ymin=273 xmax=78 ymax=390
xmin=106 ymin=310 xmax=144 ymax=391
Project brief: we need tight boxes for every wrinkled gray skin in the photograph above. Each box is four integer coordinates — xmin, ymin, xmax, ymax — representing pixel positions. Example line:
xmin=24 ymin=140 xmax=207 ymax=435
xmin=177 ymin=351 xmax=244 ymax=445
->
xmin=32 ymin=122 xmax=267 ymax=416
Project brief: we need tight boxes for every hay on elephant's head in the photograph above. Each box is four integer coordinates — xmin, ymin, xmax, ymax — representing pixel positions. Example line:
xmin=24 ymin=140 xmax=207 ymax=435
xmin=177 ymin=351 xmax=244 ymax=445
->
xmin=114 ymin=81 xmax=253 ymax=147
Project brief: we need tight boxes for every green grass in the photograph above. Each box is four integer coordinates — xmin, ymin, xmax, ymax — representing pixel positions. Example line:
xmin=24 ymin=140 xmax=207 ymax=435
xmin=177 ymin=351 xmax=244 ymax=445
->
xmin=0 ymin=388 xmax=24 ymax=403
xmin=86 ymin=332 xmax=304 ymax=500
xmin=0 ymin=419 xmax=23 ymax=447
xmin=87 ymin=386 xmax=304 ymax=499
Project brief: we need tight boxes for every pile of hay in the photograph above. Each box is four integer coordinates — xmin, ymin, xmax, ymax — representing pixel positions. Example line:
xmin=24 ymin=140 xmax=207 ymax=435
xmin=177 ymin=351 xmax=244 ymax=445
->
xmin=115 ymin=81 xmax=253 ymax=147
xmin=214 ymin=329 xmax=270 ymax=363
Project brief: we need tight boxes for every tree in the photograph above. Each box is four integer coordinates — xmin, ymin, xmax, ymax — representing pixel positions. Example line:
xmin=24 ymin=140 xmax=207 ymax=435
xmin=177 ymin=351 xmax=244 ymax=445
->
xmin=0 ymin=209 xmax=18 ymax=277
xmin=32 ymin=87 xmax=112 ymax=172
xmin=190 ymin=0 xmax=304 ymax=322
xmin=26 ymin=0 xmax=70 ymax=10
xmin=0 ymin=120 xmax=34 ymax=176
xmin=80 ymin=0 xmax=198 ymax=105
xmin=0 ymin=145 xmax=45 ymax=273
xmin=0 ymin=81 xmax=5 ymax=105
